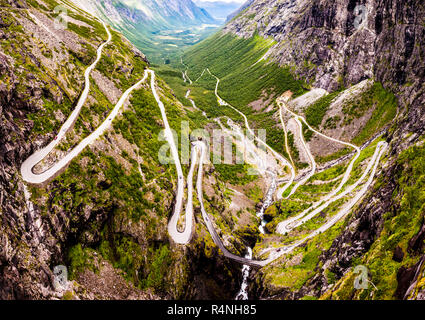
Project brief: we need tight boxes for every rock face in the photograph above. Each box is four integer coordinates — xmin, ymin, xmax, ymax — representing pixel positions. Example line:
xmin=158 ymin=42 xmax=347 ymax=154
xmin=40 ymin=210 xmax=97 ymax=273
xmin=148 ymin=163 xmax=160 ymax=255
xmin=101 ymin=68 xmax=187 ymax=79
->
xmin=0 ymin=4 xmax=56 ymax=297
xmin=224 ymin=0 xmax=424 ymax=96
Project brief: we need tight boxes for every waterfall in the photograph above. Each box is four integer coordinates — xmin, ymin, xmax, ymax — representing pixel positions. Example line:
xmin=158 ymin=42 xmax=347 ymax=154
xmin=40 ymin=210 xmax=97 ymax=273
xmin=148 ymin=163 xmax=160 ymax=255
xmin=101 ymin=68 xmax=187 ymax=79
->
xmin=235 ymin=247 xmax=253 ymax=300
xmin=257 ymin=173 xmax=277 ymax=234
xmin=236 ymin=174 xmax=277 ymax=299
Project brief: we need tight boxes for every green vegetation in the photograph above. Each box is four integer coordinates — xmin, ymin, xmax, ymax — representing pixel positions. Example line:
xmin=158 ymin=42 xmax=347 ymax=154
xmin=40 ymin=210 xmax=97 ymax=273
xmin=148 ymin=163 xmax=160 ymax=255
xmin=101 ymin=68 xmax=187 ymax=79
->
xmin=113 ymin=87 xmax=166 ymax=170
xmin=315 ymin=147 xmax=352 ymax=164
xmin=153 ymin=64 xmax=242 ymax=122
xmin=303 ymin=82 xmax=397 ymax=160
xmin=27 ymin=98 xmax=73 ymax=135
xmin=304 ymin=90 xmax=341 ymax=130
xmin=276 ymin=199 xmax=311 ymax=221
xmin=155 ymin=32 xmax=307 ymax=155
xmin=184 ymin=32 xmax=306 ymax=106
xmin=314 ymin=164 xmax=346 ymax=181
xmin=141 ymin=244 xmax=173 ymax=292
xmin=265 ymin=219 xmax=346 ymax=293
xmin=0 ymin=8 xmax=80 ymax=136
xmin=67 ymin=22 xmax=104 ymax=42
xmin=153 ymin=65 xmax=190 ymax=102
xmin=67 ymin=244 xmax=98 ymax=279
xmin=46 ymin=141 xmax=174 ymax=291
xmin=361 ymin=139 xmax=425 ymax=299
xmin=15 ymin=0 xmax=403 ymax=300
xmin=247 ymin=185 xmax=263 ymax=203
xmin=95 ymin=30 xmax=148 ymax=90
xmin=263 ymin=137 xmax=385 ymax=256
xmin=323 ymin=137 xmax=425 ymax=299
xmin=97 ymin=231 xmax=173 ymax=294
xmin=214 ymin=163 xmax=257 ymax=186
xmin=351 ymin=83 xmax=398 ymax=145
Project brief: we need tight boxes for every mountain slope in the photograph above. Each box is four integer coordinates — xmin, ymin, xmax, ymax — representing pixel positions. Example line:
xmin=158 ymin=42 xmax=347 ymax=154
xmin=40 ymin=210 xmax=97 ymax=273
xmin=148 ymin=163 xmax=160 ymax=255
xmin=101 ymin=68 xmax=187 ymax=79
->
xmin=226 ymin=0 xmax=253 ymax=21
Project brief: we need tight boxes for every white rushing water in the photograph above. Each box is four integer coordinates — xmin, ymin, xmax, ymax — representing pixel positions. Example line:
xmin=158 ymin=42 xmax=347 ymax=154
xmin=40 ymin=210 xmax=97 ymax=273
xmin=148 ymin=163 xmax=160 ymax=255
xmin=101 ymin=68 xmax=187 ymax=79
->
xmin=236 ymin=174 xmax=278 ymax=299
xmin=257 ymin=174 xmax=277 ymax=234
xmin=235 ymin=247 xmax=253 ymax=300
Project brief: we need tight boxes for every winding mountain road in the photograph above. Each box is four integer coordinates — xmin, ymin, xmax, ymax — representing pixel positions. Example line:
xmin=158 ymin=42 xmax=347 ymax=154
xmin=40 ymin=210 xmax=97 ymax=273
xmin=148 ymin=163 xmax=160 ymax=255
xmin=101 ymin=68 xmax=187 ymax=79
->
xmin=206 ymin=68 xmax=296 ymax=197
xmin=21 ymin=69 xmax=149 ymax=184
xmin=284 ymin=117 xmax=317 ymax=199
xmin=15 ymin=19 xmax=387 ymax=270
xmin=193 ymin=138 xmax=387 ymax=266
xmin=277 ymin=140 xmax=387 ymax=234
xmin=275 ymin=98 xmax=365 ymax=233
xmin=21 ymin=22 xmax=116 ymax=184
xmin=175 ymin=68 xmax=388 ymax=266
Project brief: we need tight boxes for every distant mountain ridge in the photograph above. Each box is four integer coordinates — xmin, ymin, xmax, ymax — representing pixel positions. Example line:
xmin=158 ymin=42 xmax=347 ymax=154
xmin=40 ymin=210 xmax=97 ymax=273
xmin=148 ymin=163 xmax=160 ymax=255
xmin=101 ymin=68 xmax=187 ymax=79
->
xmin=226 ymin=0 xmax=253 ymax=22
xmin=72 ymin=0 xmax=220 ymax=63
xmin=73 ymin=0 xmax=217 ymax=30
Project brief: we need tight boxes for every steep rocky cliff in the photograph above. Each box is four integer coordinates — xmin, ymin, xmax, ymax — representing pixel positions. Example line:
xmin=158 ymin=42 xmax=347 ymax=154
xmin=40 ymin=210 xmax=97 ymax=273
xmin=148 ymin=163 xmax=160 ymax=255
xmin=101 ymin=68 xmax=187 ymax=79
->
xmin=0 ymin=0 xmax=157 ymax=299
xmin=225 ymin=0 xmax=424 ymax=95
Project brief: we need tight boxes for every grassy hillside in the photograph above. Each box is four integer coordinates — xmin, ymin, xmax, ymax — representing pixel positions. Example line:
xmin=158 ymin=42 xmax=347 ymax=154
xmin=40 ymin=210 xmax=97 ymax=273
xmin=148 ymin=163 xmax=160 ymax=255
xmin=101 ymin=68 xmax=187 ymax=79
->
xmin=183 ymin=32 xmax=306 ymax=106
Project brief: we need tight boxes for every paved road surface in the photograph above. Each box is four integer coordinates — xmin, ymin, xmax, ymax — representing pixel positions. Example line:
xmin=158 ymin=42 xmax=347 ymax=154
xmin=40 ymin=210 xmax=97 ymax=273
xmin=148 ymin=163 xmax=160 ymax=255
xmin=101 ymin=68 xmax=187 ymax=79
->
xmin=21 ymin=22 xmax=114 ymax=184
